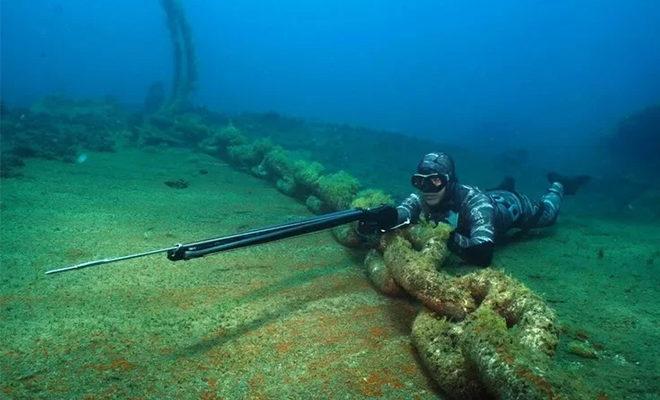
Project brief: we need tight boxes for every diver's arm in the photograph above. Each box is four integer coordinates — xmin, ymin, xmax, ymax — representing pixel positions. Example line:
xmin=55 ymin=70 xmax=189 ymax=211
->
xmin=448 ymin=194 xmax=496 ymax=266
xmin=395 ymin=193 xmax=423 ymax=227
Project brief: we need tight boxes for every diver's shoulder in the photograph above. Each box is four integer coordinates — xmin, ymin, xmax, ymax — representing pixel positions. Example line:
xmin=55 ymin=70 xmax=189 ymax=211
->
xmin=456 ymin=184 xmax=485 ymax=197
xmin=454 ymin=184 xmax=490 ymax=207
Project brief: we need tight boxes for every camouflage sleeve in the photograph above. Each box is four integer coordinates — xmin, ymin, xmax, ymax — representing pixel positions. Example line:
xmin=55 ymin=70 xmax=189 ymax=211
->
xmin=396 ymin=193 xmax=423 ymax=226
xmin=449 ymin=193 xmax=496 ymax=266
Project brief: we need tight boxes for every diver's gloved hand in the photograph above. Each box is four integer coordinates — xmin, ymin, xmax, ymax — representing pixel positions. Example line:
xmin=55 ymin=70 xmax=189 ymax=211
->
xmin=447 ymin=231 xmax=494 ymax=267
xmin=357 ymin=205 xmax=398 ymax=235
xmin=447 ymin=231 xmax=461 ymax=254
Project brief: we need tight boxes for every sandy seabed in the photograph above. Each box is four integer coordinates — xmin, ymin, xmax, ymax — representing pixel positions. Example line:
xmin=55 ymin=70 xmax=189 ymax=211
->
xmin=1 ymin=147 xmax=658 ymax=399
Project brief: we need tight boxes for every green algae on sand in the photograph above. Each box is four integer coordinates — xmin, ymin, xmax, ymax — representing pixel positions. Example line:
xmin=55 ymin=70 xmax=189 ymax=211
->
xmin=0 ymin=148 xmax=438 ymax=399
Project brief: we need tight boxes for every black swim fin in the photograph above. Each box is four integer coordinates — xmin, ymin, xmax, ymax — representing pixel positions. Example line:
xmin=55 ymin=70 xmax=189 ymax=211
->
xmin=547 ymin=172 xmax=591 ymax=195
xmin=488 ymin=176 xmax=516 ymax=192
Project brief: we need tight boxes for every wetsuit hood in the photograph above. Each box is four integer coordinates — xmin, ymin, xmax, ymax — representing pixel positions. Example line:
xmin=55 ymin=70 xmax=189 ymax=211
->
xmin=416 ymin=152 xmax=456 ymax=181
xmin=416 ymin=152 xmax=458 ymax=206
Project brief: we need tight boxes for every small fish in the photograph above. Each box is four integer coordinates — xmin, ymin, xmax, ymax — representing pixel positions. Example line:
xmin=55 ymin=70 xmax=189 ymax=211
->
xmin=76 ymin=153 xmax=88 ymax=164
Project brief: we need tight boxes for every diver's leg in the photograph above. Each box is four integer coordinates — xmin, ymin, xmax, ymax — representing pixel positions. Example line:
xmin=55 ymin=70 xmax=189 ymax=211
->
xmin=512 ymin=182 xmax=564 ymax=229
xmin=535 ymin=182 xmax=564 ymax=227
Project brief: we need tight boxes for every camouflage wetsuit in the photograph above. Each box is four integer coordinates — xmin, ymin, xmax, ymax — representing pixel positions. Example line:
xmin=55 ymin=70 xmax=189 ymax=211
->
xmin=396 ymin=182 xmax=564 ymax=266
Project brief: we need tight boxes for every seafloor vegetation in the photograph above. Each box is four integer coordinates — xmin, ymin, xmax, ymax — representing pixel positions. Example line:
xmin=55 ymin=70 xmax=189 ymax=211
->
xmin=1 ymin=97 xmax=659 ymax=399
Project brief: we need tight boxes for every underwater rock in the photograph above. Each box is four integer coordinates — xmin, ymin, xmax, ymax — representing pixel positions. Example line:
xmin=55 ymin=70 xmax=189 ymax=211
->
xmin=567 ymin=341 xmax=598 ymax=359
xmin=0 ymin=97 xmax=123 ymax=176
xmin=30 ymin=96 xmax=121 ymax=124
xmin=164 ymin=178 xmax=189 ymax=189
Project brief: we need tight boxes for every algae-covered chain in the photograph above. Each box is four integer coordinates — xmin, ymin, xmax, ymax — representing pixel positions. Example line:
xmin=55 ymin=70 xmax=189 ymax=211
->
xmin=45 ymin=205 xmax=397 ymax=275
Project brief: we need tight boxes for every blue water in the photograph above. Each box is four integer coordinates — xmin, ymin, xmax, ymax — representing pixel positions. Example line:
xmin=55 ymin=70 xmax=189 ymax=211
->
xmin=2 ymin=0 xmax=659 ymax=152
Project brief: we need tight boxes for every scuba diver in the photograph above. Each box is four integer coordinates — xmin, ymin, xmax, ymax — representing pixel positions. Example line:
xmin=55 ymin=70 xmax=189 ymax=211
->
xmin=394 ymin=152 xmax=590 ymax=266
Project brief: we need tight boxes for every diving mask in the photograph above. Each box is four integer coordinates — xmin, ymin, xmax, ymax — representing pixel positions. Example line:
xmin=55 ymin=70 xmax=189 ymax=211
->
xmin=411 ymin=173 xmax=448 ymax=193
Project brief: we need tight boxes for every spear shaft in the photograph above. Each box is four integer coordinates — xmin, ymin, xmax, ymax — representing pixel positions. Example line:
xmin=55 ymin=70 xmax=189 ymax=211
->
xmin=45 ymin=206 xmax=397 ymax=275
